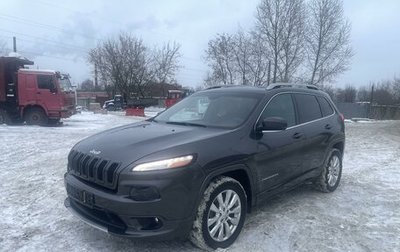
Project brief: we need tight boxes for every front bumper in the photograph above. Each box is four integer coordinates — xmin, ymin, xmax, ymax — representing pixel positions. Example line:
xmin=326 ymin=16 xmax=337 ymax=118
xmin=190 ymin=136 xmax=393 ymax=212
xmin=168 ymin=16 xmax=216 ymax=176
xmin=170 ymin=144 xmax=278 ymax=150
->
xmin=64 ymin=167 xmax=203 ymax=240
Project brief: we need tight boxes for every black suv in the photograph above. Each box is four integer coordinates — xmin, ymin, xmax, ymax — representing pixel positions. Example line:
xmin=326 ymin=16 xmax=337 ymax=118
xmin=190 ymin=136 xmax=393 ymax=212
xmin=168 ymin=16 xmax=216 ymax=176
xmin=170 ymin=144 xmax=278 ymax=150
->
xmin=64 ymin=84 xmax=345 ymax=250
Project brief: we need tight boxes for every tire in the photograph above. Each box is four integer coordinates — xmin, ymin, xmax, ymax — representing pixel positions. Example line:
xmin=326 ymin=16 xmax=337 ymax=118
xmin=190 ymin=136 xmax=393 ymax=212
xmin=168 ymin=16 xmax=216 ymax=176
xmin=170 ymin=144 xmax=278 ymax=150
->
xmin=25 ymin=108 xmax=48 ymax=126
xmin=0 ymin=109 xmax=7 ymax=124
xmin=106 ymin=104 xmax=115 ymax=111
xmin=48 ymin=118 xmax=61 ymax=126
xmin=190 ymin=176 xmax=247 ymax=250
xmin=315 ymin=148 xmax=343 ymax=192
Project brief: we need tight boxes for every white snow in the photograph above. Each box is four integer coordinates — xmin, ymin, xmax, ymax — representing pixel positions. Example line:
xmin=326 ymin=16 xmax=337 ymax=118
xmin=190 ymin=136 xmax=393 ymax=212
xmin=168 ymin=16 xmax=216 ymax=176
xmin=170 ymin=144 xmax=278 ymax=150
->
xmin=0 ymin=113 xmax=399 ymax=251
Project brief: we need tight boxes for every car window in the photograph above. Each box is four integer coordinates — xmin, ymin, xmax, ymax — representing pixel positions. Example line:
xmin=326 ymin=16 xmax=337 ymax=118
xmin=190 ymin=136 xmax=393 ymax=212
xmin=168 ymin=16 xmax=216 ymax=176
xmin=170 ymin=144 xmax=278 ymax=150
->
xmin=260 ymin=94 xmax=296 ymax=127
xmin=317 ymin=96 xmax=334 ymax=117
xmin=294 ymin=94 xmax=322 ymax=124
xmin=37 ymin=75 xmax=55 ymax=90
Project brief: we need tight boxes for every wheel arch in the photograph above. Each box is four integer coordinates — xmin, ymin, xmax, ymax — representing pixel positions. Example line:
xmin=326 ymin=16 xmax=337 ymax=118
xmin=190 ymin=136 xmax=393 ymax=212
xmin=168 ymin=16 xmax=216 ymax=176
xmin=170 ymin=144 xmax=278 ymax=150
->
xmin=23 ymin=104 xmax=47 ymax=117
xmin=197 ymin=164 xmax=256 ymax=214
xmin=332 ymin=141 xmax=344 ymax=156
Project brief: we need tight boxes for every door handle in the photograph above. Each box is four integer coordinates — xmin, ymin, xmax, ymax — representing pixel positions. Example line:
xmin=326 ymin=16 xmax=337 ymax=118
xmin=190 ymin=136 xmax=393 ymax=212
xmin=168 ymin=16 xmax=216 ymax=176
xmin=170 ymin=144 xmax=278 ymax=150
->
xmin=325 ymin=124 xmax=332 ymax=130
xmin=292 ymin=132 xmax=303 ymax=139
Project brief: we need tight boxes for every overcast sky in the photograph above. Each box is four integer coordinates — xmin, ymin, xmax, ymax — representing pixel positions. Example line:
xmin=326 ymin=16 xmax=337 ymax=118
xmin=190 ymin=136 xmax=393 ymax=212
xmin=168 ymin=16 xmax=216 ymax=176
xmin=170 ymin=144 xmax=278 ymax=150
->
xmin=0 ymin=0 xmax=399 ymax=88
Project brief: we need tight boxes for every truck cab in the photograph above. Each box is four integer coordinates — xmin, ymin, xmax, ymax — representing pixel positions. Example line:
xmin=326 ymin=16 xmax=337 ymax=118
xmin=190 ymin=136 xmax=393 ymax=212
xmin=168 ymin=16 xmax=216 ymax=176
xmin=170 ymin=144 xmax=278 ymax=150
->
xmin=0 ymin=57 xmax=76 ymax=125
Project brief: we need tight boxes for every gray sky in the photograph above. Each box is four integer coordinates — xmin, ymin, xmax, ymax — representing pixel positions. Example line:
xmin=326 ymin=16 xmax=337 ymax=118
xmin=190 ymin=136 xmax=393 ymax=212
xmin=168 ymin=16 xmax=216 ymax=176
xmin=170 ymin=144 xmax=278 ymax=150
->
xmin=0 ymin=0 xmax=399 ymax=88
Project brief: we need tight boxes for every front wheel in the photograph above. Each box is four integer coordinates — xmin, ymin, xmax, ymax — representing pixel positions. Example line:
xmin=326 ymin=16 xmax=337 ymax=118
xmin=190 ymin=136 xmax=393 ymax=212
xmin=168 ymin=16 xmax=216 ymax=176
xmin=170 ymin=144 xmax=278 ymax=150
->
xmin=190 ymin=176 xmax=247 ymax=250
xmin=25 ymin=108 xmax=48 ymax=126
xmin=0 ymin=109 xmax=8 ymax=124
xmin=315 ymin=148 xmax=343 ymax=192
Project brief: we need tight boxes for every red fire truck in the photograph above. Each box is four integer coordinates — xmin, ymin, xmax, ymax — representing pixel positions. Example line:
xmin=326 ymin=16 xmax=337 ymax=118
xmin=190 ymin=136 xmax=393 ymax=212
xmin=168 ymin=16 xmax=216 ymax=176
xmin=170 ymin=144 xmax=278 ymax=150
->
xmin=0 ymin=57 xmax=75 ymax=125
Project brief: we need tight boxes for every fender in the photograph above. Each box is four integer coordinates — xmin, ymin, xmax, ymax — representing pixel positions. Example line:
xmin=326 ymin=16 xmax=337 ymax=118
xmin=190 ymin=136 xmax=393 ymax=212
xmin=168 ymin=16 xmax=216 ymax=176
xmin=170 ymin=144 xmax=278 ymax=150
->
xmin=190 ymin=163 xmax=257 ymax=218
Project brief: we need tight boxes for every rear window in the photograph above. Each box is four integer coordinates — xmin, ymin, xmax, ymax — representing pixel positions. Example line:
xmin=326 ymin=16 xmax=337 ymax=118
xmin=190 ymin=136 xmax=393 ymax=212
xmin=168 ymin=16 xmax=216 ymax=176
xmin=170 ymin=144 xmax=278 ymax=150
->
xmin=294 ymin=94 xmax=322 ymax=124
xmin=317 ymin=96 xmax=334 ymax=117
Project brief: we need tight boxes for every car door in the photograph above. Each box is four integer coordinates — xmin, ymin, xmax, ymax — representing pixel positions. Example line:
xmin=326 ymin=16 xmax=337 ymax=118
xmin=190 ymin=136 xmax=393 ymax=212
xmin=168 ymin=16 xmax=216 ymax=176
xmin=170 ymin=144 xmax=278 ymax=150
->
xmin=293 ymin=93 xmax=332 ymax=174
xmin=36 ymin=74 xmax=60 ymax=112
xmin=254 ymin=93 xmax=306 ymax=192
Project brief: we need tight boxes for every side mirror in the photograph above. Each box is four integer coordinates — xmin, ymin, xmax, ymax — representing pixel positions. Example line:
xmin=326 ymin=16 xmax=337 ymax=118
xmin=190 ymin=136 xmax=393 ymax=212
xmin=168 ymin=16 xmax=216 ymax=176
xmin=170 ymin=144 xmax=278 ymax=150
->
xmin=257 ymin=117 xmax=287 ymax=131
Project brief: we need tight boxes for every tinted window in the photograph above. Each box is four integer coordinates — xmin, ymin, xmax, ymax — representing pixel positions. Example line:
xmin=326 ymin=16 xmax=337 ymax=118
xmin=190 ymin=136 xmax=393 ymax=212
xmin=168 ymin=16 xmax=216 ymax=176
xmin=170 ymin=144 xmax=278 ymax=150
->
xmin=317 ymin=96 xmax=334 ymax=117
xmin=37 ymin=75 xmax=55 ymax=90
xmin=260 ymin=94 xmax=296 ymax=127
xmin=294 ymin=94 xmax=322 ymax=123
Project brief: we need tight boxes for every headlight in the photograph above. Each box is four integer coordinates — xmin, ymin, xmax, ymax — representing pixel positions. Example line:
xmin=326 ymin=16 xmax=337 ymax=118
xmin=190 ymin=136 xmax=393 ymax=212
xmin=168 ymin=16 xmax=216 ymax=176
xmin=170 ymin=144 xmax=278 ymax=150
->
xmin=132 ymin=155 xmax=194 ymax=172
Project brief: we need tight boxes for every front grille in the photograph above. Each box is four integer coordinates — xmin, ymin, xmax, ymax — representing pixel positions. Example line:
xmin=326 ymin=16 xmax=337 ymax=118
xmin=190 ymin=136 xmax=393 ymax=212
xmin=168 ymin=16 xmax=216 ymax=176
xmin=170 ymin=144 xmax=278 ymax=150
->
xmin=68 ymin=150 xmax=121 ymax=190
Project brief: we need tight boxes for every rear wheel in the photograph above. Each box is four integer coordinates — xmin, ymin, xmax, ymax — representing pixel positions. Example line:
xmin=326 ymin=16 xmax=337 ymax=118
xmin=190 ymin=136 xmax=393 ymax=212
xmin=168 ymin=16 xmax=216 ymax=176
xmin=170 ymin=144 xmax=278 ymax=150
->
xmin=25 ymin=108 xmax=48 ymax=126
xmin=190 ymin=177 xmax=247 ymax=250
xmin=0 ymin=109 xmax=7 ymax=124
xmin=315 ymin=148 xmax=342 ymax=192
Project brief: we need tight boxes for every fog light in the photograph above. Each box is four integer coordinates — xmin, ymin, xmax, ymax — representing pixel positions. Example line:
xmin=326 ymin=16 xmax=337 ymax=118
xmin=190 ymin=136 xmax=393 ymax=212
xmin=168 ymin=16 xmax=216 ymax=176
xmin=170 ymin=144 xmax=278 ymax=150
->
xmin=129 ymin=217 xmax=163 ymax=230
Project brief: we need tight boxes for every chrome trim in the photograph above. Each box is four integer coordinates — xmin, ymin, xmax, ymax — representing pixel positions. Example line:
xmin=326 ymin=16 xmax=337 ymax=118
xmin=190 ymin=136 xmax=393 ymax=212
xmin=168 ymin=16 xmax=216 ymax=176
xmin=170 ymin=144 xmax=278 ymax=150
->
xmin=255 ymin=92 xmax=336 ymax=133
xmin=261 ymin=173 xmax=279 ymax=181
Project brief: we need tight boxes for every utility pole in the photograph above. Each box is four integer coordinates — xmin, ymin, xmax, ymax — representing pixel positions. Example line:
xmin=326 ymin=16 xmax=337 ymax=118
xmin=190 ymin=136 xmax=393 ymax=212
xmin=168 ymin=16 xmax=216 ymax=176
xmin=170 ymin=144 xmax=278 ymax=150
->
xmin=13 ymin=37 xmax=17 ymax=52
xmin=369 ymin=84 xmax=374 ymax=118
xmin=94 ymin=64 xmax=98 ymax=90
xmin=267 ymin=60 xmax=271 ymax=86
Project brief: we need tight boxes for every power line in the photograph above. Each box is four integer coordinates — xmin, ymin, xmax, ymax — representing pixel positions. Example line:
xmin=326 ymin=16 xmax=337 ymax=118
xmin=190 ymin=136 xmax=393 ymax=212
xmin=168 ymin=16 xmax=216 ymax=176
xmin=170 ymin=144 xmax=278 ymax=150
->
xmin=0 ymin=13 xmax=97 ymax=41
xmin=0 ymin=31 xmax=90 ymax=53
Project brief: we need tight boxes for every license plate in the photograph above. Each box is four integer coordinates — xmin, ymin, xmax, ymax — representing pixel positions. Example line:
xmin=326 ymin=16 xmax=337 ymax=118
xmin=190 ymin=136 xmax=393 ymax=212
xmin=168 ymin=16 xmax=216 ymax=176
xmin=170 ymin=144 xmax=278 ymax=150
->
xmin=66 ymin=184 xmax=95 ymax=207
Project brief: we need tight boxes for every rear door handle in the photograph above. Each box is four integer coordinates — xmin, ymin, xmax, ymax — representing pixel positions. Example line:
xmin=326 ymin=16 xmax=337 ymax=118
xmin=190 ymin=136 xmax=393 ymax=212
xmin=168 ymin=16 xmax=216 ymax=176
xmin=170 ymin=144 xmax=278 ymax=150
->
xmin=325 ymin=124 xmax=332 ymax=130
xmin=292 ymin=132 xmax=303 ymax=139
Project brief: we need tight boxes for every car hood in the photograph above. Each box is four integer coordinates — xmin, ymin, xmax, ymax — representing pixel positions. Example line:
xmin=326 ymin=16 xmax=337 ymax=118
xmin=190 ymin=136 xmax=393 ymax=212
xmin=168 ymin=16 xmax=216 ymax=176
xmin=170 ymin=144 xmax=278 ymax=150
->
xmin=72 ymin=121 xmax=228 ymax=168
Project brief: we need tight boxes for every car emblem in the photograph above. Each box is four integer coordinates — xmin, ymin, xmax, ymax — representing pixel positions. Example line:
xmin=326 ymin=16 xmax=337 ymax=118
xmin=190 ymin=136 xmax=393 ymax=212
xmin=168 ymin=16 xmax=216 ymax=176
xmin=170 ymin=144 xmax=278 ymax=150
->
xmin=90 ymin=149 xmax=101 ymax=155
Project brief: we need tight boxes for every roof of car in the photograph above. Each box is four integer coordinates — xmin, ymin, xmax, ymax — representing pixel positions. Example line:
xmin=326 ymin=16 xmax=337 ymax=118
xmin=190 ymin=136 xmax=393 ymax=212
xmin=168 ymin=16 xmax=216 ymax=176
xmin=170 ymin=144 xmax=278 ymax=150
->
xmin=200 ymin=83 xmax=326 ymax=96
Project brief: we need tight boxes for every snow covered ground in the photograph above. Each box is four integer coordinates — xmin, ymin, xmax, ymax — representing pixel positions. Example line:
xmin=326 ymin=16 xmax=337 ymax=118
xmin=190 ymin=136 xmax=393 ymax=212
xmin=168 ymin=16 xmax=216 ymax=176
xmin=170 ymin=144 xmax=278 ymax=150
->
xmin=0 ymin=113 xmax=399 ymax=252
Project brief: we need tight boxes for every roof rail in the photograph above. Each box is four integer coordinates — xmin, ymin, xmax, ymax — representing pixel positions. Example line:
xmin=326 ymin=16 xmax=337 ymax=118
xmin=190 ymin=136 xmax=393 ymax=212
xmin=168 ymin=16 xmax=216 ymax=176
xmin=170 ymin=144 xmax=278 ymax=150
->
xmin=266 ymin=83 xmax=319 ymax=90
xmin=205 ymin=85 xmax=237 ymax=90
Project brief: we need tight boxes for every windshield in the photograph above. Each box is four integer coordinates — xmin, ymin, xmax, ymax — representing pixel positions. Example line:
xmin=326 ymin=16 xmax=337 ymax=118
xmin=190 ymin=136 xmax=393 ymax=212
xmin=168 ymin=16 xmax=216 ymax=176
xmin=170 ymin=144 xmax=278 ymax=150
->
xmin=154 ymin=92 xmax=261 ymax=129
xmin=58 ymin=76 xmax=73 ymax=92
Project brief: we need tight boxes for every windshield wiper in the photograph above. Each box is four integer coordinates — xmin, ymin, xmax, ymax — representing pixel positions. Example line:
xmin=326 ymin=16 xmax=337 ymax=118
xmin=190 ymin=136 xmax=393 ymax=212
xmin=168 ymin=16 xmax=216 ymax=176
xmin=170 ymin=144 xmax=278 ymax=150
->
xmin=165 ymin=121 xmax=207 ymax=127
xmin=147 ymin=117 xmax=158 ymax=122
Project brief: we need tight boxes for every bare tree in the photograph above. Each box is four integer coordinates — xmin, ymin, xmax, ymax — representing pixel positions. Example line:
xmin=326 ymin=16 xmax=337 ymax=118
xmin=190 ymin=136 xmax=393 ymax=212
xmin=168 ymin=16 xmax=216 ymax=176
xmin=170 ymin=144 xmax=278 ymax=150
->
xmin=255 ymin=0 xmax=305 ymax=83
xmin=153 ymin=42 xmax=181 ymax=84
xmin=88 ymin=33 xmax=181 ymax=98
xmin=393 ymin=77 xmax=400 ymax=103
xmin=205 ymin=30 xmax=271 ymax=87
xmin=205 ymin=33 xmax=236 ymax=86
xmin=247 ymin=32 xmax=271 ymax=86
xmin=373 ymin=81 xmax=397 ymax=105
xmin=305 ymin=0 xmax=353 ymax=86
xmin=357 ymin=85 xmax=371 ymax=102
xmin=80 ymin=79 xmax=95 ymax=91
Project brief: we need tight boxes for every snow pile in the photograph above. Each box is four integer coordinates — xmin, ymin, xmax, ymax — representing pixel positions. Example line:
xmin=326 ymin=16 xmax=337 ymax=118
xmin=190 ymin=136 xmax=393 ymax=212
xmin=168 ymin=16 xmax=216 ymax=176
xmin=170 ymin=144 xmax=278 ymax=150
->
xmin=0 ymin=114 xmax=399 ymax=251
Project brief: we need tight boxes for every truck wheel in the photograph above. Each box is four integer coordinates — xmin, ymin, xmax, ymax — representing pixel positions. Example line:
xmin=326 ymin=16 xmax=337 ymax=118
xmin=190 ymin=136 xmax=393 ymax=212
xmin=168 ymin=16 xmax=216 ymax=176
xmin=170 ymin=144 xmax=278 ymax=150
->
xmin=106 ymin=104 xmax=115 ymax=111
xmin=315 ymin=148 xmax=343 ymax=193
xmin=190 ymin=176 xmax=247 ymax=250
xmin=25 ymin=108 xmax=48 ymax=126
xmin=0 ymin=109 xmax=7 ymax=124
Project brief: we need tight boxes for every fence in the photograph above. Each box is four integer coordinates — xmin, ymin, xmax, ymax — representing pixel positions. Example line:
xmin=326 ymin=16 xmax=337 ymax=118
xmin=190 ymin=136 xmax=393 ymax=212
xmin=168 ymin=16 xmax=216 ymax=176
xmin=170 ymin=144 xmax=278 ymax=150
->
xmin=336 ymin=102 xmax=400 ymax=120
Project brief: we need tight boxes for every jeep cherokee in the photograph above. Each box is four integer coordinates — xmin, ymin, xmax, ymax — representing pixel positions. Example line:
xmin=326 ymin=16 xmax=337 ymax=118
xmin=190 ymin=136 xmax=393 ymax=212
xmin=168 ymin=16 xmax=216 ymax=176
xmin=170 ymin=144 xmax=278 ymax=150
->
xmin=64 ymin=83 xmax=345 ymax=250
